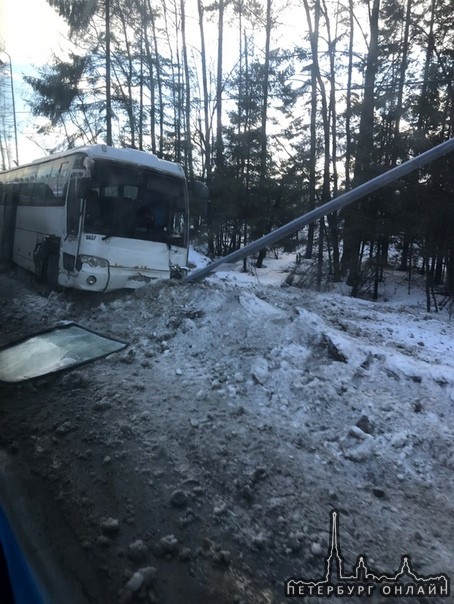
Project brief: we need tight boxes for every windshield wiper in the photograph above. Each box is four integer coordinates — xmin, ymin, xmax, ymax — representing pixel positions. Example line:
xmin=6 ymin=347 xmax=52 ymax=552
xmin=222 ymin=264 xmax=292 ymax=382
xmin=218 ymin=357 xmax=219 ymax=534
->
xmin=102 ymin=232 xmax=116 ymax=241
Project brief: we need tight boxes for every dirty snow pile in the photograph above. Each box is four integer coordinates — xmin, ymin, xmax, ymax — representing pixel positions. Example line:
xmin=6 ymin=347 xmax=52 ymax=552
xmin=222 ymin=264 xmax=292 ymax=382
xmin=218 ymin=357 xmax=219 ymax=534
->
xmin=1 ymin=253 xmax=454 ymax=604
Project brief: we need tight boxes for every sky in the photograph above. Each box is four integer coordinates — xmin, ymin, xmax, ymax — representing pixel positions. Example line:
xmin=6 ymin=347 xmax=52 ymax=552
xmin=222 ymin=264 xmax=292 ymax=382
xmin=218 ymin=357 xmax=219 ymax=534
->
xmin=0 ymin=0 xmax=319 ymax=168
xmin=0 ymin=0 xmax=67 ymax=164
xmin=1 ymin=0 xmax=65 ymax=64
xmin=0 ymin=0 xmax=341 ymax=168
xmin=0 ymin=0 xmax=299 ymax=165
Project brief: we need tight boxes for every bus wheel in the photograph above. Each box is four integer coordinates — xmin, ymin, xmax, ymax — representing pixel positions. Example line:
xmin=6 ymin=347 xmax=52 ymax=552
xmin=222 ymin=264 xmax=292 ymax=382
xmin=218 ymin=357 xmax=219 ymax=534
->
xmin=33 ymin=242 xmax=47 ymax=282
xmin=46 ymin=254 xmax=60 ymax=289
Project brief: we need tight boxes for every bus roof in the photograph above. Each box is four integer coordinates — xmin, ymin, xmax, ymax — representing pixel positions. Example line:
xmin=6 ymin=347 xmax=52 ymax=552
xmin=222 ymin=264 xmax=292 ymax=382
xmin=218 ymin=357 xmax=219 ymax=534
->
xmin=16 ymin=145 xmax=185 ymax=179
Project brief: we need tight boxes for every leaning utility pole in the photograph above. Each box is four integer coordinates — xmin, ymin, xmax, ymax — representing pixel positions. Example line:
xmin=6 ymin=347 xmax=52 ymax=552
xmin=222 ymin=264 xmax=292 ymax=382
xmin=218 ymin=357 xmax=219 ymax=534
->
xmin=185 ymin=138 xmax=454 ymax=283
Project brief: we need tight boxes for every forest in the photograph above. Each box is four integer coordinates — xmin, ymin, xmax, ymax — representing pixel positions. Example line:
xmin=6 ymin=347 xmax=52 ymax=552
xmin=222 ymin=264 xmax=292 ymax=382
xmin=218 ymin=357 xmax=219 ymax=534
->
xmin=17 ymin=0 xmax=454 ymax=296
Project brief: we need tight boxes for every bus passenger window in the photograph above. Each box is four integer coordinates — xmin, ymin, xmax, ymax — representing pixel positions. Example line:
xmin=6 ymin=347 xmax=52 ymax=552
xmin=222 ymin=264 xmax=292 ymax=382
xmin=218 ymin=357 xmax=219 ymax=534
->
xmin=55 ymin=161 xmax=70 ymax=201
xmin=32 ymin=183 xmax=56 ymax=205
xmin=18 ymin=183 xmax=34 ymax=205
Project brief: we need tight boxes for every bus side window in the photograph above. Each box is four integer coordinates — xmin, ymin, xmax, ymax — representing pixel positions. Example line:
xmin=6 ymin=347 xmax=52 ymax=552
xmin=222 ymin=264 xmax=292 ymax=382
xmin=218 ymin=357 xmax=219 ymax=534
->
xmin=32 ymin=183 xmax=56 ymax=205
xmin=16 ymin=166 xmax=38 ymax=204
xmin=35 ymin=161 xmax=56 ymax=206
xmin=23 ymin=165 xmax=38 ymax=183
xmin=54 ymin=161 xmax=70 ymax=202
xmin=18 ymin=183 xmax=34 ymax=205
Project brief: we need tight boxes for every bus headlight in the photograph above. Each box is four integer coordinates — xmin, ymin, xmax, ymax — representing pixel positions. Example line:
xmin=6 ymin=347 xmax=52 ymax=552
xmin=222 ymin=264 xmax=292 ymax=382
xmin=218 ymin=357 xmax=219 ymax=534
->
xmin=79 ymin=255 xmax=109 ymax=268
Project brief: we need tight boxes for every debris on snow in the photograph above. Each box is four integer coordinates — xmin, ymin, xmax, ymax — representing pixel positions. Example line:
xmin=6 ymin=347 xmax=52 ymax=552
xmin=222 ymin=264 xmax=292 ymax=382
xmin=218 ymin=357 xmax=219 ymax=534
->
xmin=251 ymin=358 xmax=269 ymax=384
xmin=2 ymin=259 xmax=454 ymax=604
xmin=100 ymin=517 xmax=120 ymax=535
xmin=127 ymin=539 xmax=148 ymax=562
xmin=170 ymin=489 xmax=188 ymax=508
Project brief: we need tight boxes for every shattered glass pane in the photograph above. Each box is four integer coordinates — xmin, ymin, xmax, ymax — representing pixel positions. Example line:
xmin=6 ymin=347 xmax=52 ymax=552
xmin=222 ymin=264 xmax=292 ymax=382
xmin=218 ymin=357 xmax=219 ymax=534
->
xmin=0 ymin=324 xmax=128 ymax=383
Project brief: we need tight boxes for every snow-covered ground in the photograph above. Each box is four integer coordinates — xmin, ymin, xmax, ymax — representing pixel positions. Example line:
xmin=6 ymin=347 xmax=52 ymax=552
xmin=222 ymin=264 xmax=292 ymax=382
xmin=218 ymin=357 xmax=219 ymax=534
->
xmin=1 ymin=252 xmax=453 ymax=603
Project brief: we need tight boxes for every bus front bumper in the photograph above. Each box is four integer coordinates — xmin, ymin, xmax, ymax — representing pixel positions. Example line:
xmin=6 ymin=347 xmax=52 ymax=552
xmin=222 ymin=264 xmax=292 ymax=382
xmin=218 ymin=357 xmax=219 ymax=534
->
xmin=59 ymin=264 xmax=170 ymax=292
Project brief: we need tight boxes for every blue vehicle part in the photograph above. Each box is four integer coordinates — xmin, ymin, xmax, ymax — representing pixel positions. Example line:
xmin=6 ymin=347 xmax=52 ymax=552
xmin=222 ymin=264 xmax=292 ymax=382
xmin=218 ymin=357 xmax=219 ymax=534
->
xmin=0 ymin=505 xmax=45 ymax=604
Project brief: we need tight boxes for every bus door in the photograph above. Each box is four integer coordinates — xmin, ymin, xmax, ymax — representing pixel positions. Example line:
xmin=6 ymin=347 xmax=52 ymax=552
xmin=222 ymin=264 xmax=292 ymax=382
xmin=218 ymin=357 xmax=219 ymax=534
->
xmin=0 ymin=183 xmax=18 ymax=265
xmin=61 ymin=170 xmax=85 ymax=274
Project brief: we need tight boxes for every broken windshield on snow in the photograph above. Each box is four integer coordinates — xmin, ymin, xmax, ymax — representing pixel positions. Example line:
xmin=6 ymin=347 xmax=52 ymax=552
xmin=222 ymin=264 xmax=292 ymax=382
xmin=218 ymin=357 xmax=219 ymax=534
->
xmin=84 ymin=160 xmax=188 ymax=245
xmin=0 ymin=323 xmax=128 ymax=384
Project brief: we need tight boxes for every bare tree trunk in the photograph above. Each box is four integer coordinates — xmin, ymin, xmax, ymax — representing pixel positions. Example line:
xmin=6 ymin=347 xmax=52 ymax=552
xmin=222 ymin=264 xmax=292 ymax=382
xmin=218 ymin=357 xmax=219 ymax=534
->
xmin=256 ymin=0 xmax=273 ymax=269
xmin=302 ymin=0 xmax=320 ymax=260
xmin=392 ymin=0 xmax=411 ymax=164
xmin=140 ymin=0 xmax=164 ymax=154
xmin=139 ymin=25 xmax=144 ymax=150
xmin=344 ymin=0 xmax=354 ymax=190
xmin=180 ymin=0 xmax=194 ymax=179
xmin=215 ymin=0 xmax=225 ymax=169
xmin=117 ymin=7 xmax=136 ymax=147
xmin=197 ymin=0 xmax=211 ymax=180
xmin=243 ymin=31 xmax=252 ymax=262
xmin=105 ymin=0 xmax=113 ymax=145
xmin=321 ymin=0 xmax=341 ymax=280
xmin=260 ymin=0 xmax=272 ymax=179
xmin=161 ymin=0 xmax=180 ymax=159
xmin=172 ymin=0 xmax=183 ymax=161
xmin=341 ymin=0 xmax=380 ymax=286
xmin=417 ymin=0 xmax=436 ymax=132
xmin=317 ymin=217 xmax=324 ymax=290
xmin=302 ymin=0 xmax=334 ymax=281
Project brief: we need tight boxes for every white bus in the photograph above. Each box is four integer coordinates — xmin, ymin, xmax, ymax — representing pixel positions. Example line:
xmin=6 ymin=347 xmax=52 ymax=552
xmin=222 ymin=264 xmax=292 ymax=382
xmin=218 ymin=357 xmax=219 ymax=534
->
xmin=0 ymin=145 xmax=193 ymax=291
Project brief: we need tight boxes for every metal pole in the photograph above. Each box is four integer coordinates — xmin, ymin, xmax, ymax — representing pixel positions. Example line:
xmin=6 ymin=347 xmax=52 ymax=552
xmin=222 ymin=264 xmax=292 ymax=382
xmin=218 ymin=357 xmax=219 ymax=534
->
xmin=185 ymin=138 xmax=454 ymax=283
xmin=1 ymin=51 xmax=19 ymax=166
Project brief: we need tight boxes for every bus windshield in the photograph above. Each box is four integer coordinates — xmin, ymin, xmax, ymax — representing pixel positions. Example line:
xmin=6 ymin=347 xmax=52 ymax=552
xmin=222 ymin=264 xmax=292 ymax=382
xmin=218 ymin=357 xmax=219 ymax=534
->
xmin=84 ymin=160 xmax=188 ymax=246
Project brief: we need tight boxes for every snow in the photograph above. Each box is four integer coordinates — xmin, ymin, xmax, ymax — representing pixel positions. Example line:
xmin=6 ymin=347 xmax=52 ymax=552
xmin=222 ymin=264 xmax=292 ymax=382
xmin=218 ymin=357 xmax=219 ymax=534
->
xmin=1 ymin=251 xmax=454 ymax=603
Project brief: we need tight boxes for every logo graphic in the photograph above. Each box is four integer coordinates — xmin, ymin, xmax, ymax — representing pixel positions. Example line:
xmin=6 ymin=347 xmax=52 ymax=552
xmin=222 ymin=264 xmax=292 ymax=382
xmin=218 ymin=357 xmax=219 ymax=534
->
xmin=285 ymin=510 xmax=450 ymax=599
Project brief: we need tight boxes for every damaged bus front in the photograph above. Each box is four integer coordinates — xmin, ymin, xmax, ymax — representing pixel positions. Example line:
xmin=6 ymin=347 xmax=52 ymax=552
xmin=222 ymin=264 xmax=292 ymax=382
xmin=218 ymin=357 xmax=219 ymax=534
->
xmin=0 ymin=145 xmax=191 ymax=292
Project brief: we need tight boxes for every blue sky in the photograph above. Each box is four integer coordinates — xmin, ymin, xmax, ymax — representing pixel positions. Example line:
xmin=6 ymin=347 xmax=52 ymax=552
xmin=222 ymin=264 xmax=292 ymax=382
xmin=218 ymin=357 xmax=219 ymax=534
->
xmin=1 ymin=0 xmax=67 ymax=163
